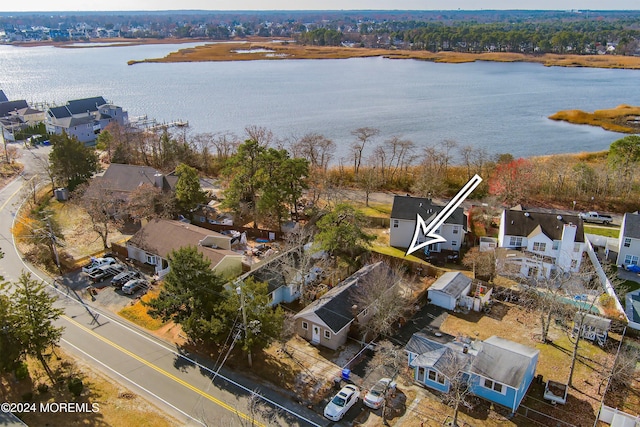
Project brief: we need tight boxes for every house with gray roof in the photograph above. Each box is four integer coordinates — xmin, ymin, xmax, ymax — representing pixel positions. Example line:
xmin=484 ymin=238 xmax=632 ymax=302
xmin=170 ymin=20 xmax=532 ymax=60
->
xmin=428 ymin=271 xmax=472 ymax=311
xmin=97 ymin=163 xmax=177 ymax=202
xmin=389 ymin=195 xmax=467 ymax=254
xmin=406 ymin=332 xmax=539 ymax=414
xmin=497 ymin=207 xmax=585 ymax=279
xmin=0 ymin=98 xmax=33 ymax=141
xmin=126 ymin=219 xmax=243 ymax=278
xmin=616 ymin=212 xmax=640 ymax=268
xmin=293 ymin=262 xmax=398 ymax=350
xmin=45 ymin=96 xmax=128 ymax=144
xmin=0 ymin=90 xmax=8 ymax=103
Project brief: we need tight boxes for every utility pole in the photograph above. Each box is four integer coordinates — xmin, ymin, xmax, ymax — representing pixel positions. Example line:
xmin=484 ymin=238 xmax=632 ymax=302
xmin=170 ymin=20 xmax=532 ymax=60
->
xmin=236 ymin=284 xmax=252 ymax=368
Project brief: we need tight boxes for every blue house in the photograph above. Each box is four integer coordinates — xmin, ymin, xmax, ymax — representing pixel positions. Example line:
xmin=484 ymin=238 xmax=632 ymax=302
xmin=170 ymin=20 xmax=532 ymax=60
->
xmin=406 ymin=332 xmax=539 ymax=413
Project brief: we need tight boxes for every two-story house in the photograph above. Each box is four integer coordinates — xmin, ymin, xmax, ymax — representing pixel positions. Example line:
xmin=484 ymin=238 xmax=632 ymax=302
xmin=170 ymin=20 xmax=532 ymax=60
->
xmin=616 ymin=212 xmax=640 ymax=267
xmin=390 ymin=196 xmax=467 ymax=254
xmin=497 ymin=208 xmax=585 ymax=279
xmin=45 ymin=96 xmax=128 ymax=144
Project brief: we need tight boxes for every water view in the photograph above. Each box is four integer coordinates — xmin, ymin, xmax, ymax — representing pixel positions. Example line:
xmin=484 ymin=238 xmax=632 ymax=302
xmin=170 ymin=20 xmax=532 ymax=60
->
xmin=0 ymin=42 xmax=637 ymax=161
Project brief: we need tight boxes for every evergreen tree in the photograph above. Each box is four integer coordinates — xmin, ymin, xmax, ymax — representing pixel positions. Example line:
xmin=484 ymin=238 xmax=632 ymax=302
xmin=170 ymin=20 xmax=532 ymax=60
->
xmin=174 ymin=163 xmax=206 ymax=212
xmin=145 ymin=246 xmax=227 ymax=343
xmin=1 ymin=272 xmax=64 ymax=382
xmin=48 ymin=132 xmax=99 ymax=191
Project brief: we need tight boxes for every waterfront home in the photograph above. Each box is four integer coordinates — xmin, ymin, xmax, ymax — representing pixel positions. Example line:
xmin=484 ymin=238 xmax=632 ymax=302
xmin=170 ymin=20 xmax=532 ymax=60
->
xmin=497 ymin=207 xmax=585 ymax=279
xmin=45 ymin=96 xmax=128 ymax=144
xmin=616 ymin=212 xmax=640 ymax=268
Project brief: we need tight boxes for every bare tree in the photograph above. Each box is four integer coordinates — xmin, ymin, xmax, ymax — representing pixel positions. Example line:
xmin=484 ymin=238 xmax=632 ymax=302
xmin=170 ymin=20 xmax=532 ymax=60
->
xmin=461 ymin=248 xmax=495 ymax=281
xmin=244 ymin=125 xmax=274 ymax=147
xmin=351 ymin=127 xmax=379 ymax=177
xmin=599 ymin=341 xmax=640 ymax=395
xmin=290 ymin=132 xmax=335 ymax=171
xmin=351 ymin=261 xmax=410 ymax=340
xmin=438 ymin=349 xmax=474 ymax=427
xmin=32 ymin=153 xmax=56 ymax=195
xmin=75 ymin=178 xmax=124 ymax=249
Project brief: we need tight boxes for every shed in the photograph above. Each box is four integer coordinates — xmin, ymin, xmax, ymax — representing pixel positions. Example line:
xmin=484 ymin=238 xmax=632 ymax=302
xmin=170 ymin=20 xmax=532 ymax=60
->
xmin=428 ymin=272 xmax=472 ymax=310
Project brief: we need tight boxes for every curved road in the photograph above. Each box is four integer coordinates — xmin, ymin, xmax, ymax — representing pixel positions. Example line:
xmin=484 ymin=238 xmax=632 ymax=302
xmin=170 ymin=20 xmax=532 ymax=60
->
xmin=0 ymin=144 xmax=329 ymax=427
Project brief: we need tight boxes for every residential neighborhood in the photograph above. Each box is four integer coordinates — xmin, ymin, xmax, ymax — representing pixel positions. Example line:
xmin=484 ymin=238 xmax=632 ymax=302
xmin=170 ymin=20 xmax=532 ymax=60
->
xmin=1 ymin=9 xmax=640 ymax=427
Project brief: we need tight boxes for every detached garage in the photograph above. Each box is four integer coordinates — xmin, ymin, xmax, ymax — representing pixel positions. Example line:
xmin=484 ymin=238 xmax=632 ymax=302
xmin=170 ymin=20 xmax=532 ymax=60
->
xmin=428 ymin=272 xmax=472 ymax=311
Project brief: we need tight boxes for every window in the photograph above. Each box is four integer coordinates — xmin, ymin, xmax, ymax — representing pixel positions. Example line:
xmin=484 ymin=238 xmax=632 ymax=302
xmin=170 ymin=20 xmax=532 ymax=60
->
xmin=574 ymin=243 xmax=581 ymax=252
xmin=624 ymin=238 xmax=632 ymax=248
xmin=552 ymin=241 xmax=560 ymax=250
xmin=509 ymin=236 xmax=523 ymax=247
xmin=451 ymin=241 xmax=458 ymax=247
xmin=302 ymin=321 xmax=308 ymax=330
xmin=324 ymin=330 xmax=331 ymax=339
xmin=393 ymin=219 xmax=399 ymax=228
xmin=483 ymin=378 xmax=505 ymax=394
xmin=533 ymin=242 xmax=546 ymax=252
xmin=625 ymin=255 xmax=639 ymax=266
xmin=453 ymin=227 xmax=459 ymax=234
xmin=146 ymin=254 xmax=156 ymax=265
xmin=427 ymin=369 xmax=446 ymax=384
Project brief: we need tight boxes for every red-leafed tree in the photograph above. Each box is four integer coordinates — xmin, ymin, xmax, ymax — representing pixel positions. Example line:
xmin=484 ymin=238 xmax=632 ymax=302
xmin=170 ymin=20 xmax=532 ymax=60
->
xmin=488 ymin=158 xmax=535 ymax=205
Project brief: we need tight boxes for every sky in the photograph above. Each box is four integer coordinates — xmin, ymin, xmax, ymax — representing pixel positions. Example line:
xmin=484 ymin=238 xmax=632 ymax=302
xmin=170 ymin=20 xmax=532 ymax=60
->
xmin=1 ymin=1 xmax=638 ymax=12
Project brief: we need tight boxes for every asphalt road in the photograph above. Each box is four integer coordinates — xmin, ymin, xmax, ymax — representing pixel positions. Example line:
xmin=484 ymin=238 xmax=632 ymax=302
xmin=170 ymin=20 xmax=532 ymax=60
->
xmin=0 ymin=144 xmax=329 ymax=427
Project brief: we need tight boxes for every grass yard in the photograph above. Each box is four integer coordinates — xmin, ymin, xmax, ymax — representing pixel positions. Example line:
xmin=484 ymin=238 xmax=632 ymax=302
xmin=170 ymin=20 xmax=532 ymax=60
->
xmin=0 ymin=351 xmax=179 ymax=427
xmin=439 ymin=301 xmax=621 ymax=427
xmin=584 ymin=225 xmax=620 ymax=238
xmin=118 ymin=289 xmax=166 ymax=330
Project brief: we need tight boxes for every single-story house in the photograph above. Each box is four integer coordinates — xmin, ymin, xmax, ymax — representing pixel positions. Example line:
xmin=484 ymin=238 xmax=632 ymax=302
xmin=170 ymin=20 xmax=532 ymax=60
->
xmin=126 ymin=219 xmax=243 ymax=278
xmin=97 ymin=163 xmax=177 ymax=201
xmin=293 ymin=262 xmax=397 ymax=350
xmin=406 ymin=332 xmax=539 ymax=414
xmin=389 ymin=196 xmax=467 ymax=253
xmin=428 ymin=272 xmax=473 ymax=311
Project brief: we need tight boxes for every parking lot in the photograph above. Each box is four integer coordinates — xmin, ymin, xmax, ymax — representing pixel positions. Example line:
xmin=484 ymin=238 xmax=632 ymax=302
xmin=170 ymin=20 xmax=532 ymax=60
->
xmin=56 ymin=257 xmax=154 ymax=312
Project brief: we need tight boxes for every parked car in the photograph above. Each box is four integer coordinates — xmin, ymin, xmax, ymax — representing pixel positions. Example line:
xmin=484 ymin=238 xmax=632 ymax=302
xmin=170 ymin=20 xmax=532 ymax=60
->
xmin=579 ymin=211 xmax=613 ymax=225
xmin=121 ymin=279 xmax=149 ymax=295
xmin=324 ymin=384 xmax=359 ymax=421
xmin=87 ymin=263 xmax=125 ymax=283
xmin=82 ymin=257 xmax=116 ymax=273
xmin=363 ymin=378 xmax=397 ymax=409
xmin=111 ymin=270 xmax=141 ymax=289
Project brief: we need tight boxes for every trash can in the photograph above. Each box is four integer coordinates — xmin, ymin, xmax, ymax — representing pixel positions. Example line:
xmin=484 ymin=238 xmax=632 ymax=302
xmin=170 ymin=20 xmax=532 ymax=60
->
xmin=341 ymin=368 xmax=350 ymax=381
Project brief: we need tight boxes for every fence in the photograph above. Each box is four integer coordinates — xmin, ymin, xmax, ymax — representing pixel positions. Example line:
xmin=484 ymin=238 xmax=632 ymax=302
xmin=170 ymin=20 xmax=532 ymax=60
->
xmin=189 ymin=215 xmax=282 ymax=241
xmin=598 ymin=404 xmax=640 ymax=426
xmin=584 ymin=239 xmax=628 ymax=322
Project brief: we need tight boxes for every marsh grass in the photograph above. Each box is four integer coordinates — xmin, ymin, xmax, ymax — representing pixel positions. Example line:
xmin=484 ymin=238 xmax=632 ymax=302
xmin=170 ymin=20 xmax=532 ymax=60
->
xmin=549 ymin=104 xmax=640 ymax=134
xmin=128 ymin=41 xmax=640 ymax=70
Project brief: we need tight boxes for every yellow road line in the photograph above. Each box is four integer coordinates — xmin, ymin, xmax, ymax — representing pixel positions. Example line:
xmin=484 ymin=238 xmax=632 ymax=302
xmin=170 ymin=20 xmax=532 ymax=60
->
xmin=62 ymin=315 xmax=264 ymax=426
xmin=0 ymin=175 xmax=37 ymax=212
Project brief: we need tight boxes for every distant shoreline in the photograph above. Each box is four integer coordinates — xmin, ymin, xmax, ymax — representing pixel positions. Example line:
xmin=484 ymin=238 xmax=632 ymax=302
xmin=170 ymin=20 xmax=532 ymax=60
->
xmin=6 ymin=37 xmax=640 ymax=70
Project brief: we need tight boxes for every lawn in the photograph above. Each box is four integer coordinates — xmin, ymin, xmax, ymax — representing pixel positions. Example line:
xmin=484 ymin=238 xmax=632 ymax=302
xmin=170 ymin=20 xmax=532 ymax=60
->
xmin=1 ymin=351 xmax=179 ymax=427
xmin=584 ymin=225 xmax=620 ymax=238
xmin=118 ymin=289 xmax=166 ymax=330
xmin=439 ymin=301 xmax=620 ymax=427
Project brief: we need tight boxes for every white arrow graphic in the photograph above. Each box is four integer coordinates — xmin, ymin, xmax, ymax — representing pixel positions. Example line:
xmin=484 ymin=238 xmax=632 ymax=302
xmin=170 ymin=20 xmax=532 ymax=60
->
xmin=405 ymin=174 xmax=483 ymax=256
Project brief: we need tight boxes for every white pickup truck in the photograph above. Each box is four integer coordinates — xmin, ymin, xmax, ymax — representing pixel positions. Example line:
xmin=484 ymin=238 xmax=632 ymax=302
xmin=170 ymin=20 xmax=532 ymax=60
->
xmin=579 ymin=211 xmax=613 ymax=225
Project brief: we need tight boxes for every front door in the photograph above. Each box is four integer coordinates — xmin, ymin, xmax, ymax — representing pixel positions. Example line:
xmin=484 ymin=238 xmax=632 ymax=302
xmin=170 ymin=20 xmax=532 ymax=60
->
xmin=312 ymin=325 xmax=320 ymax=344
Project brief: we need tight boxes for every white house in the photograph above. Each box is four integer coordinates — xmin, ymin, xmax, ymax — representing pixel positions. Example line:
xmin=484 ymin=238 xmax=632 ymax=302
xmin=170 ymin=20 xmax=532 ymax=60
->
xmin=389 ymin=196 xmax=467 ymax=253
xmin=45 ymin=96 xmax=128 ymax=144
xmin=616 ymin=212 xmax=640 ymax=267
xmin=498 ymin=208 xmax=585 ymax=279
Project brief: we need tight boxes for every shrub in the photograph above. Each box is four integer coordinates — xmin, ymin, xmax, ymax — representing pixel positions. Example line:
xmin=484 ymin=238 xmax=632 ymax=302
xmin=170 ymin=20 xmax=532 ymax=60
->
xmin=68 ymin=377 xmax=84 ymax=397
xmin=15 ymin=363 xmax=29 ymax=381
xmin=37 ymin=383 xmax=49 ymax=394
